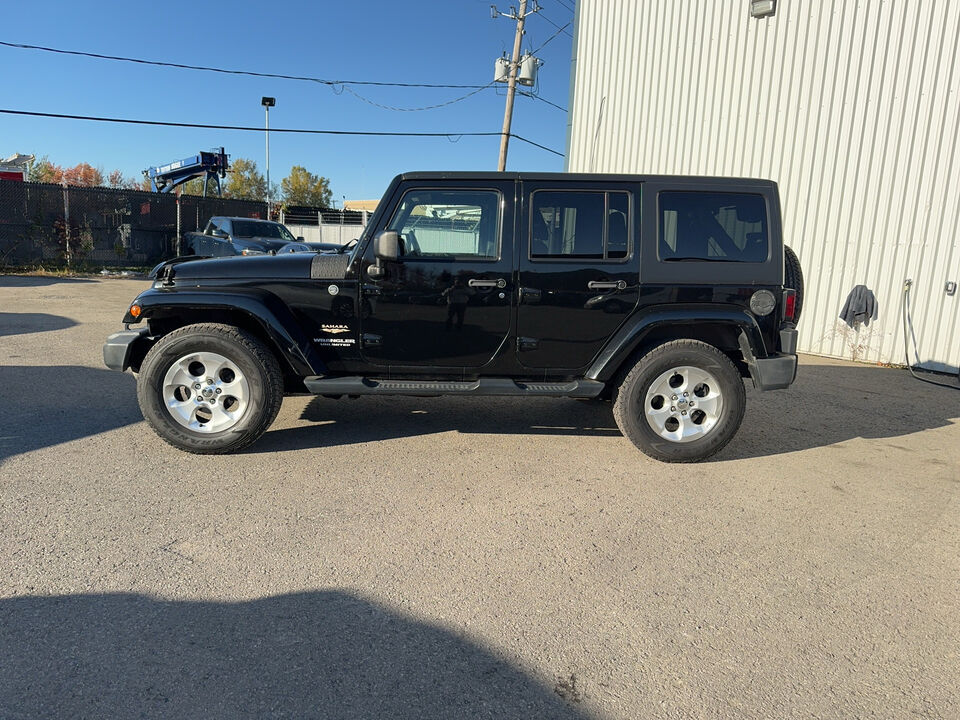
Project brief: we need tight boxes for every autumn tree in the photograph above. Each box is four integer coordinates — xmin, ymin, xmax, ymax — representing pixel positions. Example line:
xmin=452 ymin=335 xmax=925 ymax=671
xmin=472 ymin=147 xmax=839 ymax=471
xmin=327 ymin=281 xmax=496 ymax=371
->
xmin=108 ymin=169 xmax=141 ymax=189
xmin=281 ymin=165 xmax=332 ymax=207
xmin=62 ymin=163 xmax=104 ymax=187
xmin=28 ymin=156 xmax=63 ymax=184
xmin=223 ymin=158 xmax=267 ymax=201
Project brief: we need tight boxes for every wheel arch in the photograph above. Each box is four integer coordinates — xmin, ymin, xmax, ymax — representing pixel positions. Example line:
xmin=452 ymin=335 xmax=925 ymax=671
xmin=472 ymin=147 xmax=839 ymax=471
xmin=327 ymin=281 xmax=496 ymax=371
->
xmin=126 ymin=288 xmax=325 ymax=387
xmin=586 ymin=307 xmax=766 ymax=383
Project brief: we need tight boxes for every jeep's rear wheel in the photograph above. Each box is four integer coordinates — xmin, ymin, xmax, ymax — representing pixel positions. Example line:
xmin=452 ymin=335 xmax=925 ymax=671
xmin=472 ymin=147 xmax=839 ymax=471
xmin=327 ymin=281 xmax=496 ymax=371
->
xmin=612 ymin=340 xmax=746 ymax=462
xmin=137 ymin=323 xmax=283 ymax=454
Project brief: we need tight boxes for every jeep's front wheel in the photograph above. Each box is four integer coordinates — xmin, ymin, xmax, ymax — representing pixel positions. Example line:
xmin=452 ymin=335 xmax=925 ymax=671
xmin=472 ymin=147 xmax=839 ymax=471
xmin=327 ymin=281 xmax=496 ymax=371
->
xmin=612 ymin=340 xmax=745 ymax=462
xmin=136 ymin=323 xmax=284 ymax=454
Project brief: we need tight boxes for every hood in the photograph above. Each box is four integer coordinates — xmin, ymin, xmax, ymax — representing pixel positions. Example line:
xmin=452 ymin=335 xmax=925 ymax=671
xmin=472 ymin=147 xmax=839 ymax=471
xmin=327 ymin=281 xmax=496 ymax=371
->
xmin=159 ymin=252 xmax=316 ymax=283
xmin=239 ymin=237 xmax=292 ymax=253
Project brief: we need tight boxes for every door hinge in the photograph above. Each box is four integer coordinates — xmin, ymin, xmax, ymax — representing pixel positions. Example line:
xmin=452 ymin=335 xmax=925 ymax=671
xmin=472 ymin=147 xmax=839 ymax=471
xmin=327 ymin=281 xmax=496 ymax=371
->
xmin=362 ymin=333 xmax=382 ymax=348
xmin=361 ymin=284 xmax=382 ymax=296
xmin=517 ymin=337 xmax=539 ymax=351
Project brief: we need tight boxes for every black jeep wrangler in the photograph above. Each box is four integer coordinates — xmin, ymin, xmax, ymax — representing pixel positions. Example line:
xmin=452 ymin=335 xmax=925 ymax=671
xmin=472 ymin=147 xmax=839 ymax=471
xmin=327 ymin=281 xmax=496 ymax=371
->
xmin=104 ymin=172 xmax=802 ymax=462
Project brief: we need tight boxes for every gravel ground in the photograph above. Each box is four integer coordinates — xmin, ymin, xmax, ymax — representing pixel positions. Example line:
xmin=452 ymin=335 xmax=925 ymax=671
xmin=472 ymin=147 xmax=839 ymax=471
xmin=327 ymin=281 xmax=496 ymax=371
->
xmin=1 ymin=275 xmax=958 ymax=719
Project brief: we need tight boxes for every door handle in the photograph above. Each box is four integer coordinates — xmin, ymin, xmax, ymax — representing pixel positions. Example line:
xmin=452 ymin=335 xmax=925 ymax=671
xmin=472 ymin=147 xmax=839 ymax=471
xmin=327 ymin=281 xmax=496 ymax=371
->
xmin=469 ymin=278 xmax=507 ymax=288
xmin=587 ymin=280 xmax=627 ymax=290
xmin=519 ymin=287 xmax=541 ymax=304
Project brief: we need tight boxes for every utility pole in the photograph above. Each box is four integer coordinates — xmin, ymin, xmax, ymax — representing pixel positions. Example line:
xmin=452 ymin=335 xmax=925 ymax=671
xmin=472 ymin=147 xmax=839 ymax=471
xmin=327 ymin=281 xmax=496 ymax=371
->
xmin=494 ymin=1 xmax=536 ymax=171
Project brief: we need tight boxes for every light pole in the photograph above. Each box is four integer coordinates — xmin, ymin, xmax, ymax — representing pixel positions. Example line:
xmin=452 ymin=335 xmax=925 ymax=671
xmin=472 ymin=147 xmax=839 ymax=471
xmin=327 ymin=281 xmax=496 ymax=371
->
xmin=261 ymin=96 xmax=275 ymax=215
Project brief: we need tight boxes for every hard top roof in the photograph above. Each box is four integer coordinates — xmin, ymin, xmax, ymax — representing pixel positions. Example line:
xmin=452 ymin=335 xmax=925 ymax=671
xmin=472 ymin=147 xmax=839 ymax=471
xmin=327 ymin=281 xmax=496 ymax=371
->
xmin=394 ymin=171 xmax=776 ymax=186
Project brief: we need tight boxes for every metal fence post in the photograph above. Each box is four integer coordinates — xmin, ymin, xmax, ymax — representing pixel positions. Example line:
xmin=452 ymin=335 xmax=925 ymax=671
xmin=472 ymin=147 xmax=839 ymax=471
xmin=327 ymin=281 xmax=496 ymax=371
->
xmin=61 ymin=180 xmax=71 ymax=265
xmin=176 ymin=191 xmax=182 ymax=256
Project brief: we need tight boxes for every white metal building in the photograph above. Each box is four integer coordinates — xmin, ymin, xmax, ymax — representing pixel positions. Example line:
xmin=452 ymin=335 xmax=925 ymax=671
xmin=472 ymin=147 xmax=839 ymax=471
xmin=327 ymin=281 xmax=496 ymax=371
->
xmin=565 ymin=0 xmax=960 ymax=372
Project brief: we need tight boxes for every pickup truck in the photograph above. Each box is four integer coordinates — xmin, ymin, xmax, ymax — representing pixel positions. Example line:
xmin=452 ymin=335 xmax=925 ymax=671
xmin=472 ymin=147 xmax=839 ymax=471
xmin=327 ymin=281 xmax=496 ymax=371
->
xmin=183 ymin=217 xmax=303 ymax=257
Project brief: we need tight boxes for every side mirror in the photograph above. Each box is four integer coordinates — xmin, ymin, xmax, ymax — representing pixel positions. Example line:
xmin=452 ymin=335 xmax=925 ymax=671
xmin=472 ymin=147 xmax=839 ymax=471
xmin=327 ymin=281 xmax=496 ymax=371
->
xmin=296 ymin=236 xmax=305 ymax=242
xmin=368 ymin=230 xmax=399 ymax=279
xmin=211 ymin=228 xmax=228 ymax=239
xmin=374 ymin=230 xmax=400 ymax=261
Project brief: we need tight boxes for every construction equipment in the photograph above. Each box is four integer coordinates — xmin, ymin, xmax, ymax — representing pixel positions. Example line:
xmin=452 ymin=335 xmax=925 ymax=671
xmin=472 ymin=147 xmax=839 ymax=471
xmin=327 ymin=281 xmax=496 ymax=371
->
xmin=144 ymin=148 xmax=229 ymax=195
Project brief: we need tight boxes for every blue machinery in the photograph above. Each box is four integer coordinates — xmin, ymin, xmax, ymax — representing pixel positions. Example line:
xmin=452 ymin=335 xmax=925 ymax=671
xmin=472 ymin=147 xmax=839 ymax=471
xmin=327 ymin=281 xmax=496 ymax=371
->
xmin=144 ymin=147 xmax=229 ymax=195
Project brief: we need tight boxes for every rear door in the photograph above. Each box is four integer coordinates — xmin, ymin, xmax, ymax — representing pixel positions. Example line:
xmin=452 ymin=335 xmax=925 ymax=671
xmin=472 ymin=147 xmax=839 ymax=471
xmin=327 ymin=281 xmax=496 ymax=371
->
xmin=516 ymin=181 xmax=640 ymax=369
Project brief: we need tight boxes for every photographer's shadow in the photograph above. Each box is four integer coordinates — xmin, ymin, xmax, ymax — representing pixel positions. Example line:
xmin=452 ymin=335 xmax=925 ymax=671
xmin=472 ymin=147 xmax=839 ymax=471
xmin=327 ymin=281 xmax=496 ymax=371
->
xmin=0 ymin=591 xmax=590 ymax=719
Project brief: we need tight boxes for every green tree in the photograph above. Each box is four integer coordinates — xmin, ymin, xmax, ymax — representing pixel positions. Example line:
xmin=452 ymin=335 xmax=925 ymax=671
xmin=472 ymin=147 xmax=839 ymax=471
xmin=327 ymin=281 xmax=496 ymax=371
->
xmin=281 ymin=165 xmax=332 ymax=207
xmin=223 ymin=158 xmax=267 ymax=201
xmin=178 ymin=176 xmax=216 ymax=196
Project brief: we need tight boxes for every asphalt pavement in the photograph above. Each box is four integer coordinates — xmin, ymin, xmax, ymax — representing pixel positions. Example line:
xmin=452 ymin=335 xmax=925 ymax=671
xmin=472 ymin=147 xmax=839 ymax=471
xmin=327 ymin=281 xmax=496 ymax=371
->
xmin=1 ymin=275 xmax=958 ymax=719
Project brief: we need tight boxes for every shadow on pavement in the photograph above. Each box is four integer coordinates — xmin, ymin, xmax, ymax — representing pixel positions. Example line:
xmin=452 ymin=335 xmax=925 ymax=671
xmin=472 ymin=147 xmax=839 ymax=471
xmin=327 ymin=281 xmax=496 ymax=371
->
xmin=0 ymin=275 xmax=95 ymax=287
xmin=249 ymin=395 xmax=621 ymax=454
xmin=0 ymin=365 xmax=139 ymax=463
xmin=0 ymin=591 xmax=588 ymax=719
xmin=0 ymin=312 xmax=76 ymax=337
xmin=255 ymin=363 xmax=958 ymax=460
xmin=720 ymin=361 xmax=960 ymax=459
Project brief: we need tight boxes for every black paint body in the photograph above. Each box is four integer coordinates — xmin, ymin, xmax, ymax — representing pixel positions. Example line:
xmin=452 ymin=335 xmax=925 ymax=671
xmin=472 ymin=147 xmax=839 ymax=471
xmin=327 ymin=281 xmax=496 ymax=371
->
xmin=121 ymin=172 xmax=794 ymax=391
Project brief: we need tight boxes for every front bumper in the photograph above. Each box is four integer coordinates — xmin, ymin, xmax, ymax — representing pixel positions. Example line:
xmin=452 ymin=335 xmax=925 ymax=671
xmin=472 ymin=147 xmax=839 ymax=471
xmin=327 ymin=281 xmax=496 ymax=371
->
xmin=739 ymin=327 xmax=798 ymax=391
xmin=103 ymin=328 xmax=150 ymax=372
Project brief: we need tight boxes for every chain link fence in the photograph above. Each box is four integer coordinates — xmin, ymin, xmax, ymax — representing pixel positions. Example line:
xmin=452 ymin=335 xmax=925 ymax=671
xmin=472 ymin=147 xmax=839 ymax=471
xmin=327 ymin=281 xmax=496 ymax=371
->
xmin=0 ymin=180 xmax=269 ymax=268
xmin=281 ymin=206 xmax=368 ymax=246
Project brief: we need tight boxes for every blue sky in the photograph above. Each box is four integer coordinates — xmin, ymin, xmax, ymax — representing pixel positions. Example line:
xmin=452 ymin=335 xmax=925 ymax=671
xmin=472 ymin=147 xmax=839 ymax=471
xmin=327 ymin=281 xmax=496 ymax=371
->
xmin=0 ymin=0 xmax=574 ymax=203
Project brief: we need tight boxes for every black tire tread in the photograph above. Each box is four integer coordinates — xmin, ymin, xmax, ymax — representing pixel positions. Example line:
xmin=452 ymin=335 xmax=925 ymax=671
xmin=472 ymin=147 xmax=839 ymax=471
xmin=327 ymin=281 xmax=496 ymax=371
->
xmin=612 ymin=339 xmax=746 ymax=463
xmin=137 ymin=323 xmax=284 ymax=454
xmin=784 ymin=245 xmax=804 ymax=322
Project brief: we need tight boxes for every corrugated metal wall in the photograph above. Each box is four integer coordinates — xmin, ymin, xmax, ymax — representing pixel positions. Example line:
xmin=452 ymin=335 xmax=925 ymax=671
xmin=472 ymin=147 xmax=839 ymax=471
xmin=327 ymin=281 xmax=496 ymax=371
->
xmin=566 ymin=0 xmax=960 ymax=372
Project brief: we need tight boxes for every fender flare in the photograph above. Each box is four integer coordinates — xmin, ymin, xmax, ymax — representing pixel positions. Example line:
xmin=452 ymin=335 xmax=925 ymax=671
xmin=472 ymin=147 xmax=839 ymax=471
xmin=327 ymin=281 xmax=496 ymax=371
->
xmin=127 ymin=287 xmax=326 ymax=377
xmin=585 ymin=305 xmax=767 ymax=382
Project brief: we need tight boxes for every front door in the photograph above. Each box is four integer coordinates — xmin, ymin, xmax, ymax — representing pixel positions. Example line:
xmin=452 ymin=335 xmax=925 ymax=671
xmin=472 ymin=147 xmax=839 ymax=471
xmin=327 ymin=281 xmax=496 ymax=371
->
xmin=516 ymin=181 xmax=640 ymax=369
xmin=359 ymin=183 xmax=514 ymax=370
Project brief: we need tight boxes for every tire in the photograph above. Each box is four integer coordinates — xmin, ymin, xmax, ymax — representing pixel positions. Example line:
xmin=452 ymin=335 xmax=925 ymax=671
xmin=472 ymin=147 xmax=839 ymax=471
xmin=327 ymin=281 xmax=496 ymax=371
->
xmin=612 ymin=339 xmax=746 ymax=463
xmin=136 ymin=323 xmax=284 ymax=454
xmin=784 ymin=245 xmax=804 ymax=322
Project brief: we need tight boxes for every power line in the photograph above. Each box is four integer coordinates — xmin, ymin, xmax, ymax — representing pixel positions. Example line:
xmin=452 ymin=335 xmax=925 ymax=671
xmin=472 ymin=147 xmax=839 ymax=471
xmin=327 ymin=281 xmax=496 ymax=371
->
xmin=535 ymin=11 xmax=574 ymax=38
xmin=0 ymin=39 xmax=560 ymax=114
xmin=340 ymin=82 xmax=496 ymax=112
xmin=553 ymin=0 xmax=575 ymax=15
xmin=528 ymin=20 xmax=572 ymax=55
xmin=0 ymin=108 xmax=564 ymax=157
xmin=518 ymin=91 xmax=566 ymax=112
xmin=0 ymin=40 xmax=490 ymax=89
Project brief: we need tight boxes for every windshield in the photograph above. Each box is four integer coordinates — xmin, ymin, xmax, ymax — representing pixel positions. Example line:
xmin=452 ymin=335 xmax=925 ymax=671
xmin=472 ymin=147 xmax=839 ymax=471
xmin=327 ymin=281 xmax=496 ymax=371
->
xmin=232 ymin=220 xmax=295 ymax=241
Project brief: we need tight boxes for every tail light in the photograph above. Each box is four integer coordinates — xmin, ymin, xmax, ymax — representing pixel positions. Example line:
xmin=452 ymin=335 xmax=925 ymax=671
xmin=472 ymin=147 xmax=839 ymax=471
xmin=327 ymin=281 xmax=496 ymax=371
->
xmin=783 ymin=289 xmax=797 ymax=322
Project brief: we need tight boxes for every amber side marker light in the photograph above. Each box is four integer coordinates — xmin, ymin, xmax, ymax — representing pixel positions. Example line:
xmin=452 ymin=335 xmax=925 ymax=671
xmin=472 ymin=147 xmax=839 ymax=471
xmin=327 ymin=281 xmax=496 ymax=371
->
xmin=129 ymin=304 xmax=142 ymax=318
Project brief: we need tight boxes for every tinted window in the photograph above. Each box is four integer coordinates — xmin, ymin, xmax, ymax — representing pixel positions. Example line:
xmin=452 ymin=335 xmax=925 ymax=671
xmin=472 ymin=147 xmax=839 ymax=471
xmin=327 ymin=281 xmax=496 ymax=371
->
xmin=659 ymin=192 xmax=768 ymax=262
xmin=388 ymin=189 xmax=500 ymax=259
xmin=232 ymin=220 xmax=295 ymax=241
xmin=531 ymin=191 xmax=631 ymax=261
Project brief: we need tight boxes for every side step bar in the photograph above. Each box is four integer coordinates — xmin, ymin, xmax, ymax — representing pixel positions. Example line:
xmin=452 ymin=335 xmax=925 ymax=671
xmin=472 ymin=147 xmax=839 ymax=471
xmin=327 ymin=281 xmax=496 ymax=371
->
xmin=303 ymin=376 xmax=605 ymax=398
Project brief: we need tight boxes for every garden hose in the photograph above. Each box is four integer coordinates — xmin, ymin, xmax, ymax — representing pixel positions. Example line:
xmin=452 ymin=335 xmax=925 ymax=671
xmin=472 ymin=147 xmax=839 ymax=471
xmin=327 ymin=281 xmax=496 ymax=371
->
xmin=901 ymin=279 xmax=960 ymax=390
